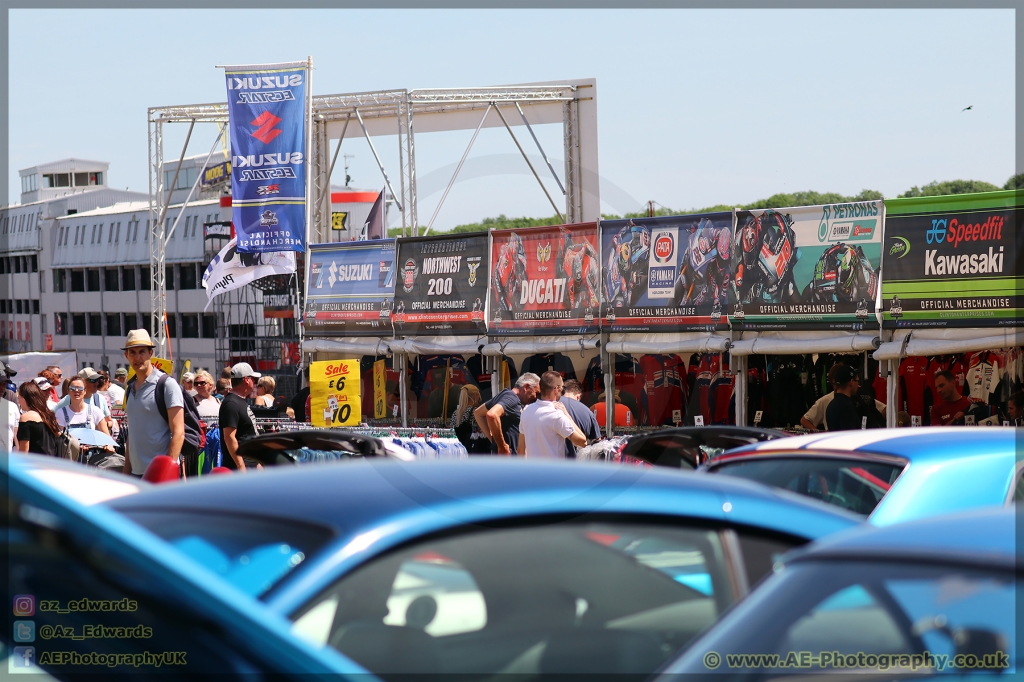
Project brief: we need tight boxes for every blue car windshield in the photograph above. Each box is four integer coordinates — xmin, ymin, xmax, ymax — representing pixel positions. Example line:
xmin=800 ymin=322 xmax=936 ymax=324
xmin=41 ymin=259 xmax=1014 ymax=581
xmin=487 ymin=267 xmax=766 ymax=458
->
xmin=121 ymin=510 xmax=335 ymax=597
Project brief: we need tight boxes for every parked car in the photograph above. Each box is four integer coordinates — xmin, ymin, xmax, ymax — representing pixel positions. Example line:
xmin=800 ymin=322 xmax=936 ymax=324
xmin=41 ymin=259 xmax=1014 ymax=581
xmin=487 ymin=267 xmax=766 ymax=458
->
xmin=2 ymin=453 xmax=365 ymax=679
xmin=700 ymin=427 xmax=1017 ymax=524
xmin=659 ymin=506 xmax=1018 ymax=680
xmin=595 ymin=426 xmax=788 ymax=468
xmin=106 ymin=458 xmax=861 ymax=678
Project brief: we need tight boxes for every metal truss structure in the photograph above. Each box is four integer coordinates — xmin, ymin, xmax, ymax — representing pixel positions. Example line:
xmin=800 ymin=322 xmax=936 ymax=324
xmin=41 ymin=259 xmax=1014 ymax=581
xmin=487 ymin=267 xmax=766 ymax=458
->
xmin=147 ymin=81 xmax=596 ymax=359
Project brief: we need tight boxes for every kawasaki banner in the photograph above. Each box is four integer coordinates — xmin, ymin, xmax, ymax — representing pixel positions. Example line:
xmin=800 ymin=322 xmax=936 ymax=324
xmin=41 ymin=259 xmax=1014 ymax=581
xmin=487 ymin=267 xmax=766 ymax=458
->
xmin=601 ymin=213 xmax=733 ymax=332
xmin=223 ymin=60 xmax=310 ymax=253
xmin=490 ymin=223 xmax=600 ymax=336
xmin=730 ymin=201 xmax=883 ymax=330
xmin=393 ymin=234 xmax=488 ymax=335
xmin=881 ymin=191 xmax=1023 ymax=328
xmin=304 ymin=240 xmax=396 ymax=336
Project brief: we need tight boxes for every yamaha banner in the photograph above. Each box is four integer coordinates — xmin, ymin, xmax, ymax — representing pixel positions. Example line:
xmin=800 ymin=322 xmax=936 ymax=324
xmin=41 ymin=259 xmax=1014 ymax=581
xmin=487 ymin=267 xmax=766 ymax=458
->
xmin=393 ymin=234 xmax=488 ymax=335
xmin=223 ymin=60 xmax=310 ymax=253
xmin=304 ymin=240 xmax=396 ymax=336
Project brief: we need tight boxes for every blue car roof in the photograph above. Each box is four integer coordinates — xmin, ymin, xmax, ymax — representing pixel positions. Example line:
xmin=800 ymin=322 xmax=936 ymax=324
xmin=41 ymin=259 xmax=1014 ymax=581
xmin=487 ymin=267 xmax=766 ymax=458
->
xmin=786 ymin=505 xmax=1020 ymax=570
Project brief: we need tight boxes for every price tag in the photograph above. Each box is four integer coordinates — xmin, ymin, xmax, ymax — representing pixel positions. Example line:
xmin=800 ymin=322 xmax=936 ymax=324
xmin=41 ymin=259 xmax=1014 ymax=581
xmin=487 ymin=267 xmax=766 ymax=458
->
xmin=753 ymin=410 xmax=763 ymax=425
xmin=694 ymin=415 xmax=705 ymax=427
xmin=911 ymin=415 xmax=921 ymax=427
xmin=965 ymin=414 xmax=976 ymax=426
xmin=861 ymin=416 xmax=868 ymax=430
xmin=310 ymin=359 xmax=362 ymax=427
xmin=672 ymin=409 xmax=682 ymax=425
xmin=393 ymin=403 xmax=399 ymax=417
xmin=1004 ymin=421 xmax=1011 ymax=427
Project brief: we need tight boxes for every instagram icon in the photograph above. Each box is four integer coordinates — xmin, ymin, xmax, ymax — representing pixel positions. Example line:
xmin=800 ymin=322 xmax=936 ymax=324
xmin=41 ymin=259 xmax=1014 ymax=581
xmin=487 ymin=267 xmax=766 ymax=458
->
xmin=13 ymin=595 xmax=35 ymax=617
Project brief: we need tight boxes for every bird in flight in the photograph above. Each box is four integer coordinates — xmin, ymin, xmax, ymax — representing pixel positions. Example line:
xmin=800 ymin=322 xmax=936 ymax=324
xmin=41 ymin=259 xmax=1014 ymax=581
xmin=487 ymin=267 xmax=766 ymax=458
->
xmin=962 ymin=105 xmax=973 ymax=111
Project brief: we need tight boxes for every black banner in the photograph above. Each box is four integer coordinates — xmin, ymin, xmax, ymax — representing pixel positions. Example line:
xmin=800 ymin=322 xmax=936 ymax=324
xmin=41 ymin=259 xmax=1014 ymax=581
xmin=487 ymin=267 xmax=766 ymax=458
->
xmin=392 ymin=234 xmax=488 ymax=335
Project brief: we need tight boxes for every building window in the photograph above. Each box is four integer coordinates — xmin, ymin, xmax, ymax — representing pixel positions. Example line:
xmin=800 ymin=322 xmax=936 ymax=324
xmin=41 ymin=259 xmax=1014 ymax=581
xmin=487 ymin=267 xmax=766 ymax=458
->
xmin=140 ymin=314 xmax=152 ymax=334
xmin=104 ymin=268 xmax=119 ymax=291
xmin=181 ymin=314 xmax=200 ymax=338
xmin=54 ymin=269 xmax=66 ymax=292
xmin=88 ymin=313 xmax=102 ymax=336
xmin=166 ymin=314 xmax=177 ymax=338
xmin=1 ymin=300 xmax=7 ymax=313
xmin=166 ymin=265 xmax=175 ymax=290
xmin=32 ymin=300 xmax=39 ymax=315
xmin=141 ymin=266 xmax=151 ymax=290
xmin=55 ymin=313 xmax=67 ymax=335
xmin=22 ymin=300 xmax=29 ymax=315
xmin=201 ymin=313 xmax=217 ymax=339
xmin=15 ymin=300 xmax=22 ymax=314
xmin=70 ymin=270 xmax=84 ymax=291
xmin=0 ymin=259 xmax=5 ymax=275
xmin=90 ymin=225 xmax=96 ymax=244
xmin=179 ymin=263 xmax=197 ymax=290
xmin=122 ymin=266 xmax=136 ymax=291
xmin=44 ymin=173 xmax=72 ymax=188
xmin=30 ymin=255 xmax=37 ymax=272
xmin=87 ymin=269 xmax=100 ymax=292
xmin=71 ymin=313 xmax=86 ymax=336
xmin=106 ymin=313 xmax=122 ymax=338
xmin=74 ymin=172 xmax=89 ymax=187
xmin=14 ymin=257 xmax=21 ymax=274
xmin=91 ymin=172 xmax=102 ymax=186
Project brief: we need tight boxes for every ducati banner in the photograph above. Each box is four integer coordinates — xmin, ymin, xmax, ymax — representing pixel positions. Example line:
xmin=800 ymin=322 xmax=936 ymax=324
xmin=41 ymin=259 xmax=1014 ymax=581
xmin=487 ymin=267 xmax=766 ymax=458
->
xmin=730 ymin=201 xmax=883 ymax=330
xmin=489 ymin=223 xmax=600 ymax=336
xmin=304 ymin=240 xmax=396 ymax=336
xmin=393 ymin=234 xmax=488 ymax=335
xmin=601 ymin=213 xmax=733 ymax=332
xmin=881 ymin=192 xmax=1023 ymax=328
xmin=223 ymin=60 xmax=309 ymax=253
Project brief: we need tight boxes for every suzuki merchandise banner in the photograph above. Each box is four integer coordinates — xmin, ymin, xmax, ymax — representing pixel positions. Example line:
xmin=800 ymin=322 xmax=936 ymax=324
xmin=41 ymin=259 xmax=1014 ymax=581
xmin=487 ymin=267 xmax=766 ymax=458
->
xmin=489 ymin=223 xmax=600 ymax=336
xmin=304 ymin=240 xmax=396 ymax=336
xmin=309 ymin=359 xmax=361 ymax=427
xmin=223 ymin=60 xmax=310 ymax=253
xmin=393 ymin=234 xmax=488 ymax=335
xmin=601 ymin=213 xmax=733 ymax=332
xmin=730 ymin=201 xmax=883 ymax=330
xmin=881 ymin=191 xmax=1023 ymax=328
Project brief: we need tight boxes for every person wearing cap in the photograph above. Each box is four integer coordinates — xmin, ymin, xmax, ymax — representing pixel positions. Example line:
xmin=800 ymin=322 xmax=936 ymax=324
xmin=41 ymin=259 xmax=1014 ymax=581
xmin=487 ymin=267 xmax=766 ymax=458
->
xmin=113 ymin=367 xmax=128 ymax=389
xmin=824 ymin=364 xmax=862 ymax=431
xmin=98 ymin=369 xmax=125 ymax=409
xmin=800 ymin=363 xmax=885 ymax=431
xmin=120 ymin=329 xmax=186 ymax=476
xmin=181 ymin=372 xmax=197 ymax=398
xmin=219 ymin=362 xmax=262 ymax=471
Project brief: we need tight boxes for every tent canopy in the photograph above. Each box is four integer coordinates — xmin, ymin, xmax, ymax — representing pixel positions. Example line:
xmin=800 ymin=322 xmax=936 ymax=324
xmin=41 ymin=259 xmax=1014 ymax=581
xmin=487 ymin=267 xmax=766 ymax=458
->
xmin=605 ymin=332 xmax=730 ymax=355
xmin=302 ymin=337 xmax=391 ymax=356
xmin=730 ymin=331 xmax=879 ymax=356
xmin=482 ymin=335 xmax=600 ymax=356
xmin=874 ymin=328 xmax=1024 ymax=360
xmin=389 ymin=336 xmax=487 ymax=356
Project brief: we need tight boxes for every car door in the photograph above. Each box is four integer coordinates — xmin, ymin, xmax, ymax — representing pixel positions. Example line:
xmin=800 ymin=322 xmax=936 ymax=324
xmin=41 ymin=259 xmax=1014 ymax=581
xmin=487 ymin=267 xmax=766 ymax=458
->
xmin=1 ymin=457 xmax=366 ymax=680
xmin=285 ymin=515 xmax=803 ymax=679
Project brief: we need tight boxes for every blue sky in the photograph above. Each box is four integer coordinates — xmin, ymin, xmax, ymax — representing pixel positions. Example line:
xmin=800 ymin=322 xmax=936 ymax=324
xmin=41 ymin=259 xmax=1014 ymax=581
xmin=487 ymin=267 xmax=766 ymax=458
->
xmin=8 ymin=9 xmax=1015 ymax=230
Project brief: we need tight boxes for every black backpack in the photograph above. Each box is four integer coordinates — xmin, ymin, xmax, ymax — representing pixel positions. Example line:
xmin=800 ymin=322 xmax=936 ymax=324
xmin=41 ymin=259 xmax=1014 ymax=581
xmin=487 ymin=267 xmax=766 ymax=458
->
xmin=128 ymin=372 xmax=203 ymax=449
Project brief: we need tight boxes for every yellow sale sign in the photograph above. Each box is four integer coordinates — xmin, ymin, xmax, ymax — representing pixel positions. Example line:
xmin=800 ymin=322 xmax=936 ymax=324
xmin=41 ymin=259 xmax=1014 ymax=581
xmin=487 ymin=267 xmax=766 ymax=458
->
xmin=310 ymin=359 xmax=361 ymax=427
xmin=373 ymin=359 xmax=386 ymax=419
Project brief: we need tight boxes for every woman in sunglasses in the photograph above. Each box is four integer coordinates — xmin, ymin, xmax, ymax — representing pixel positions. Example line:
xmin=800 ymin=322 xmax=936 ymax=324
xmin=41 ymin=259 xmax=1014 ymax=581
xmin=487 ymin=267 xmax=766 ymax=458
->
xmin=56 ymin=376 xmax=110 ymax=437
xmin=193 ymin=370 xmax=221 ymax=419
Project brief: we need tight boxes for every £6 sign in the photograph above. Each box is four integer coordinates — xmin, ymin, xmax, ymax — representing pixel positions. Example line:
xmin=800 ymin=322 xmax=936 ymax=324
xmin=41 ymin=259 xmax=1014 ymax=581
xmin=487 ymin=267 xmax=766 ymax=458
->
xmin=310 ymin=360 xmax=362 ymax=427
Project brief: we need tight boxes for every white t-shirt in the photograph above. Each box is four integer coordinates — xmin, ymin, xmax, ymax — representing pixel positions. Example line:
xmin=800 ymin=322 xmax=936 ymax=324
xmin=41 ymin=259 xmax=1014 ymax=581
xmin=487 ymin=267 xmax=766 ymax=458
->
xmin=803 ymin=392 xmax=885 ymax=429
xmin=56 ymin=403 xmax=106 ymax=430
xmin=3 ymin=398 xmax=19 ymax=451
xmin=196 ymin=397 xmax=221 ymax=420
xmin=520 ymin=399 xmax=576 ymax=459
xmin=101 ymin=384 xmax=126 ymax=408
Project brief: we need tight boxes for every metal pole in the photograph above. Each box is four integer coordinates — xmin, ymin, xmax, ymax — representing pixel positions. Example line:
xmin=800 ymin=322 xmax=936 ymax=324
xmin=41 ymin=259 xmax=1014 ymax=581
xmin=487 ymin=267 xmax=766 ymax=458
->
xmin=157 ymin=120 xmax=195 ymax=231
xmin=398 ymin=352 xmax=408 ymax=428
xmin=515 ymin=102 xmax=565 ymax=195
xmin=354 ymin=109 xmax=403 ymax=213
xmin=300 ymin=57 xmax=314 ymax=367
xmin=424 ymin=104 xmax=492 ymax=235
xmin=396 ymin=102 xmax=406 ymax=237
xmin=323 ymin=113 xmax=351 ymax=237
xmin=165 ymin=124 xmax=225 ymax=242
xmin=494 ymin=105 xmax=563 ymax=223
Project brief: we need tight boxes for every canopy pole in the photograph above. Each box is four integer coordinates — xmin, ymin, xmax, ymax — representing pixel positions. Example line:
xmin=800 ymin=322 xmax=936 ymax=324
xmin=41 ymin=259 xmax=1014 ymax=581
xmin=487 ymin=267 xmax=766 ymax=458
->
xmin=398 ymin=352 xmax=408 ymax=428
xmin=494 ymin=105 xmax=563 ymax=223
xmin=355 ymin=108 xmax=403 ymax=213
xmin=424 ymin=104 xmax=492 ymax=235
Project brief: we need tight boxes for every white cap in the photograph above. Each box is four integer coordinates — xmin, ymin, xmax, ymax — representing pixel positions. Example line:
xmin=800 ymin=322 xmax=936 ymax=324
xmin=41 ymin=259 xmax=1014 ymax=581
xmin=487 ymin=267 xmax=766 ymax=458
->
xmin=230 ymin=362 xmax=261 ymax=379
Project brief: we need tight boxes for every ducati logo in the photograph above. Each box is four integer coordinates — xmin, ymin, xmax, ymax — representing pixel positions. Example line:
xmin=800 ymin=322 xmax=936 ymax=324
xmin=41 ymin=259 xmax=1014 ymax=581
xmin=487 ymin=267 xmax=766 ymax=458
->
xmin=467 ymin=257 xmax=481 ymax=286
xmin=537 ymin=243 xmax=551 ymax=262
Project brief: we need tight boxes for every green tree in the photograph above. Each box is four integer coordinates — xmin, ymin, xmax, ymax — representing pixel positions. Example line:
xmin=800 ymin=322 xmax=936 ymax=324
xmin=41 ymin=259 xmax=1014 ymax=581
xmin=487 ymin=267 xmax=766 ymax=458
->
xmin=1004 ymin=174 xmax=1024 ymax=190
xmin=898 ymin=179 xmax=1000 ymax=198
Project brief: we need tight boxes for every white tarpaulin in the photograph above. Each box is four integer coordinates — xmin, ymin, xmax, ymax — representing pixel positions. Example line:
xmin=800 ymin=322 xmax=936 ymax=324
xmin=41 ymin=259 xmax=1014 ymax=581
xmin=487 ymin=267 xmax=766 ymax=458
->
xmin=730 ymin=331 xmax=879 ymax=356
xmin=302 ymin=337 xmax=391 ymax=356
xmin=874 ymin=327 xmax=1024 ymax=360
xmin=481 ymin=336 xmax=600 ymax=356
xmin=1 ymin=351 xmax=77 ymax=387
xmin=605 ymin=333 xmax=730 ymax=354
xmin=202 ymin=238 xmax=296 ymax=310
xmin=389 ymin=337 xmax=486 ymax=356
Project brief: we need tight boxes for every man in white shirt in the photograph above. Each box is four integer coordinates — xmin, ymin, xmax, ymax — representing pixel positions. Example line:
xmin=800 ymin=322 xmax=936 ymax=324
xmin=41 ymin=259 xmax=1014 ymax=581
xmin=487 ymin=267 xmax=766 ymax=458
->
xmin=518 ymin=371 xmax=586 ymax=459
xmin=3 ymin=396 xmax=19 ymax=451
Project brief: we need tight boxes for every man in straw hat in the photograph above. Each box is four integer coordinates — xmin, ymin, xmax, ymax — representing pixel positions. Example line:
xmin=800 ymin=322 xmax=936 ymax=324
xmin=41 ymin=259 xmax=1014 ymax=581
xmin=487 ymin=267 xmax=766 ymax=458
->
xmin=120 ymin=329 xmax=186 ymax=477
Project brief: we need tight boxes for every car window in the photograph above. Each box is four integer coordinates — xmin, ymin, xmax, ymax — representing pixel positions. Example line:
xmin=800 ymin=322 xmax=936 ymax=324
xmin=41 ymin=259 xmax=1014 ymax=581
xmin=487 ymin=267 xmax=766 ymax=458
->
xmin=290 ymin=521 xmax=738 ymax=678
xmin=710 ymin=457 xmax=905 ymax=516
xmin=118 ymin=509 xmax=335 ymax=597
xmin=1012 ymin=466 xmax=1024 ymax=504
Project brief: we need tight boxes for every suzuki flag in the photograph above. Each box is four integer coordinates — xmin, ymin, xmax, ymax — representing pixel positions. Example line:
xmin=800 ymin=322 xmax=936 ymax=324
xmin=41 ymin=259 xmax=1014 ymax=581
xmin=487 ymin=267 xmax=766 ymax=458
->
xmin=202 ymin=238 xmax=297 ymax=310
xmin=223 ymin=60 xmax=310 ymax=253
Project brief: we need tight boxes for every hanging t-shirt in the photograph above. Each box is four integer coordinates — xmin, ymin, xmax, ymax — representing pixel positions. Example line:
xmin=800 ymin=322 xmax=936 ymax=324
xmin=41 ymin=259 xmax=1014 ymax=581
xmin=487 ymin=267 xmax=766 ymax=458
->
xmin=593 ymin=401 xmax=633 ymax=427
xmin=898 ymin=356 xmax=930 ymax=421
xmin=639 ymin=354 xmax=686 ymax=426
xmin=966 ymin=351 xmax=1001 ymax=403
xmin=520 ymin=353 xmax=578 ymax=382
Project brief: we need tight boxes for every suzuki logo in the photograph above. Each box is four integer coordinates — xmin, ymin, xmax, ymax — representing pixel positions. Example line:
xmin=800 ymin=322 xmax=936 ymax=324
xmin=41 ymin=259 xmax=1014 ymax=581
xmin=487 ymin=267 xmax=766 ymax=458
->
xmin=250 ymin=111 xmax=283 ymax=144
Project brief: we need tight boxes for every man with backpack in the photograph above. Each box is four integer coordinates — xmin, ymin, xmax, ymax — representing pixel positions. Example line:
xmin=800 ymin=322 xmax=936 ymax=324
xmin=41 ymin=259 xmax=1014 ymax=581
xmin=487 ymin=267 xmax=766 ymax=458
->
xmin=121 ymin=330 xmax=189 ymax=477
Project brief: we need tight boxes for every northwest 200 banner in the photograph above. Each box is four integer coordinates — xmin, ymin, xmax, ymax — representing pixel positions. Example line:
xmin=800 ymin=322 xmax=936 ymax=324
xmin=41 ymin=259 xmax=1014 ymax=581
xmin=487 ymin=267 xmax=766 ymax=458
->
xmin=393 ymin=234 xmax=488 ymax=335
xmin=882 ymin=191 xmax=1023 ymax=328
xmin=304 ymin=240 xmax=396 ymax=336
xmin=601 ymin=213 xmax=733 ymax=332
xmin=224 ymin=60 xmax=309 ymax=253
xmin=490 ymin=223 xmax=600 ymax=336
xmin=729 ymin=200 xmax=883 ymax=330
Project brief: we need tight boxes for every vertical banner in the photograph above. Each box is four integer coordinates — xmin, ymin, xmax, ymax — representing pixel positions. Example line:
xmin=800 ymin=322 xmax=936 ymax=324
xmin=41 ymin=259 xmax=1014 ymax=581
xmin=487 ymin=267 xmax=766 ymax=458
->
xmin=881 ymin=191 xmax=1023 ymax=328
xmin=601 ymin=213 xmax=733 ymax=331
xmin=304 ymin=240 xmax=397 ymax=336
xmin=392 ymin=233 xmax=488 ymax=335
xmin=310 ymin=359 xmax=362 ymax=427
xmin=730 ymin=201 xmax=883 ymax=330
xmin=489 ymin=223 xmax=601 ymax=335
xmin=373 ymin=359 xmax=386 ymax=419
xmin=223 ymin=60 xmax=309 ymax=253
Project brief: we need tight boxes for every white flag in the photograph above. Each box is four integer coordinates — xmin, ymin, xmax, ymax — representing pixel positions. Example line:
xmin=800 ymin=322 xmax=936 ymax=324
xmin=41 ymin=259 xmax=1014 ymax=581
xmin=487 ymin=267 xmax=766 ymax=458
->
xmin=202 ymin=237 xmax=296 ymax=310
